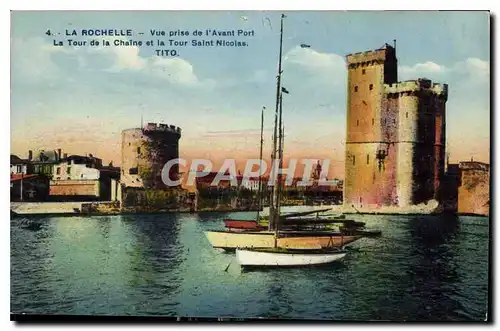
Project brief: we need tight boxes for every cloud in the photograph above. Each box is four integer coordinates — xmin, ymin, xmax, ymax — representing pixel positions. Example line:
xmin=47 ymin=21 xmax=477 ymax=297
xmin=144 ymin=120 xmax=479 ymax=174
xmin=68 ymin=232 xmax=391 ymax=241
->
xmin=284 ymin=46 xmax=345 ymax=77
xmin=248 ymin=69 xmax=269 ymax=84
xmin=398 ymin=57 xmax=490 ymax=163
xmin=399 ymin=58 xmax=489 ymax=82
xmin=399 ymin=61 xmax=445 ymax=75
xmin=11 ymin=37 xmax=214 ymax=88
xmin=148 ymin=57 xmax=215 ymax=88
xmin=97 ymin=43 xmax=146 ymax=71
xmin=458 ymin=57 xmax=489 ymax=78
xmin=280 ymin=46 xmax=347 ymax=106
xmin=276 ymin=46 xmax=347 ymax=117
xmin=11 ymin=37 xmax=65 ymax=81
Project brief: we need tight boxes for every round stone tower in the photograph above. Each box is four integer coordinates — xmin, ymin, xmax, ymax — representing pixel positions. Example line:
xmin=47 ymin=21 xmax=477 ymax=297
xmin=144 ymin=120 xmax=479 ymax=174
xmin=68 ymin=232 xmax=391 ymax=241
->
xmin=121 ymin=123 xmax=182 ymax=189
xmin=385 ymin=79 xmax=448 ymax=207
xmin=393 ymin=81 xmax=421 ymax=208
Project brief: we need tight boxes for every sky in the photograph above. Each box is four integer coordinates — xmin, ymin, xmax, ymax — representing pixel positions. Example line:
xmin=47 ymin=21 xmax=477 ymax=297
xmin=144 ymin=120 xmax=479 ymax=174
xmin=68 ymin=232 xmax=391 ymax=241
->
xmin=10 ymin=11 xmax=490 ymax=178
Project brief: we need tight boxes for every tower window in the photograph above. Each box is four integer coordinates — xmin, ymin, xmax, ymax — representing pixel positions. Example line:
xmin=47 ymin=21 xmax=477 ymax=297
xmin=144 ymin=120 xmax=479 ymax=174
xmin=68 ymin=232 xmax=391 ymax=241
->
xmin=353 ymin=155 xmax=356 ymax=166
xmin=356 ymin=119 xmax=359 ymax=126
xmin=354 ymin=86 xmax=358 ymax=92
xmin=362 ymin=69 xmax=366 ymax=75
xmin=367 ymin=154 xmax=370 ymax=165
xmin=393 ymin=119 xmax=396 ymax=124
xmin=372 ymin=118 xmax=374 ymax=126
xmin=137 ymin=147 xmax=141 ymax=154
xmin=369 ymin=84 xmax=373 ymax=90
xmin=406 ymin=112 xmax=408 ymax=118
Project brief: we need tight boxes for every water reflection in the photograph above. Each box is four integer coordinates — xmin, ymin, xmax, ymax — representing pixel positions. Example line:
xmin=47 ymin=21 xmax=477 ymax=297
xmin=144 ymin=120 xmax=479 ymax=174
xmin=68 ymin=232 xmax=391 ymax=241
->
xmin=10 ymin=213 xmax=489 ymax=320
xmin=402 ymin=215 xmax=462 ymax=321
xmin=118 ymin=214 xmax=183 ymax=315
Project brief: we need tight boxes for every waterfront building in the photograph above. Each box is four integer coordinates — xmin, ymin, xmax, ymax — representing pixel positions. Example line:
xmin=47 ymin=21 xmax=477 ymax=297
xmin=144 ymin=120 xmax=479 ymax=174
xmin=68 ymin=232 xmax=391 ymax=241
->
xmin=10 ymin=174 xmax=49 ymax=202
xmin=240 ymin=176 xmax=261 ymax=191
xmin=196 ymin=171 xmax=238 ymax=191
xmin=457 ymin=161 xmax=490 ymax=216
xmin=441 ymin=163 xmax=461 ymax=213
xmin=53 ymin=154 xmax=103 ymax=181
xmin=31 ymin=149 xmax=63 ymax=177
xmin=49 ymin=154 xmax=120 ymax=201
xmin=440 ymin=160 xmax=490 ymax=216
xmin=10 ymin=155 xmax=31 ymax=175
xmin=194 ymin=172 xmax=262 ymax=211
xmin=344 ymin=43 xmax=448 ymax=211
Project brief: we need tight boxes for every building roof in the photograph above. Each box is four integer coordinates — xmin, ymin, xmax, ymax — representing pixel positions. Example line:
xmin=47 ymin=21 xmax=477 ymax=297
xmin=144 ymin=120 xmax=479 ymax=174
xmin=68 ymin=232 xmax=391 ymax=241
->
xmin=459 ymin=161 xmax=490 ymax=171
xmin=32 ymin=150 xmax=59 ymax=163
xmin=10 ymin=155 xmax=28 ymax=164
xmin=10 ymin=174 xmax=39 ymax=182
xmin=61 ymin=154 xmax=102 ymax=164
xmin=100 ymin=165 xmax=121 ymax=172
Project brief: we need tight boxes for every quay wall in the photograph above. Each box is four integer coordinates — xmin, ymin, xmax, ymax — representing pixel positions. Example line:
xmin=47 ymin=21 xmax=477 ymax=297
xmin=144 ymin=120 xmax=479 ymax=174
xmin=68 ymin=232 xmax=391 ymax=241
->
xmin=457 ymin=162 xmax=490 ymax=216
xmin=11 ymin=201 xmax=86 ymax=215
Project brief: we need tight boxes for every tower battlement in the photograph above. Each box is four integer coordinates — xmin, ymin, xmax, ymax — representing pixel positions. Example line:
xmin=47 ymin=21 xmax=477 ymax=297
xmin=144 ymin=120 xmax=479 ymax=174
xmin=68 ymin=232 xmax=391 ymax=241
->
xmin=431 ymin=83 xmax=448 ymax=98
xmin=121 ymin=122 xmax=182 ymax=190
xmin=346 ymin=45 xmax=396 ymax=67
xmin=344 ymin=43 xmax=448 ymax=211
xmin=459 ymin=161 xmax=489 ymax=172
xmin=143 ymin=122 xmax=182 ymax=135
xmin=384 ymin=79 xmax=448 ymax=99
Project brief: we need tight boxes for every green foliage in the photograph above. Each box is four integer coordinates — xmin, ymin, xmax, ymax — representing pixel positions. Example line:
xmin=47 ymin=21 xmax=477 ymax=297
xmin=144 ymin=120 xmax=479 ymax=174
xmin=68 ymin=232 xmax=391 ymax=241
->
xmin=123 ymin=188 xmax=179 ymax=210
xmin=138 ymin=164 xmax=154 ymax=188
xmin=124 ymin=189 xmax=138 ymax=206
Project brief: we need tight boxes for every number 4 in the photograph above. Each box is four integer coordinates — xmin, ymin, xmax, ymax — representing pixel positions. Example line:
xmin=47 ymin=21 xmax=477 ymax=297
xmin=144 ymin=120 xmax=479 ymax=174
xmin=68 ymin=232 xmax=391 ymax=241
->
xmin=46 ymin=30 xmax=51 ymax=36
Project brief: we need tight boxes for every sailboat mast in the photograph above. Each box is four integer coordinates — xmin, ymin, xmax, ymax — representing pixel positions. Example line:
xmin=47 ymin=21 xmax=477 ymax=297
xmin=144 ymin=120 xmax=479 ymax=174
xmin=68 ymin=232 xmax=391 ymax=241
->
xmin=256 ymin=106 xmax=265 ymax=221
xmin=269 ymin=13 xmax=285 ymax=232
xmin=270 ymin=101 xmax=279 ymax=231
xmin=276 ymin=92 xmax=284 ymax=234
xmin=282 ymin=122 xmax=285 ymax=159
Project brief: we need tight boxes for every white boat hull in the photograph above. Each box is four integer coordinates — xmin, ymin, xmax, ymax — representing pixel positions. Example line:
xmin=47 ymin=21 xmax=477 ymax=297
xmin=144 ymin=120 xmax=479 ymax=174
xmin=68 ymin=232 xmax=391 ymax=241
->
xmin=236 ymin=249 xmax=347 ymax=267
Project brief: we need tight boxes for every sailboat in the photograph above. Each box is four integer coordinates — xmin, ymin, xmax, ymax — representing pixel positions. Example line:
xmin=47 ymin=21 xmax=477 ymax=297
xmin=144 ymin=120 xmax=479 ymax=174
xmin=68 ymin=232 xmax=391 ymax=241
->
xmin=223 ymin=208 xmax=334 ymax=231
xmin=223 ymin=105 xmax=267 ymax=232
xmin=204 ymin=14 xmax=361 ymax=252
xmin=235 ymin=14 xmax=348 ymax=267
xmin=236 ymin=247 xmax=347 ymax=267
xmin=221 ymin=106 xmax=334 ymax=231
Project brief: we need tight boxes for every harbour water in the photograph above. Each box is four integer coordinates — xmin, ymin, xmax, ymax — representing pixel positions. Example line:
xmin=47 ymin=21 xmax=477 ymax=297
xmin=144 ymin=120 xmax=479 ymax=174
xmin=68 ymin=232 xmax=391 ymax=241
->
xmin=11 ymin=212 xmax=489 ymax=321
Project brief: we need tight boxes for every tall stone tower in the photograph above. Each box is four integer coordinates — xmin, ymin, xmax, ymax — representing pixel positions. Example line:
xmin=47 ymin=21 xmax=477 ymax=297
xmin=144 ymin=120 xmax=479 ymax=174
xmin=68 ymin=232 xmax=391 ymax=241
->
xmin=121 ymin=123 xmax=182 ymax=189
xmin=344 ymin=43 xmax=448 ymax=211
xmin=344 ymin=44 xmax=398 ymax=208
